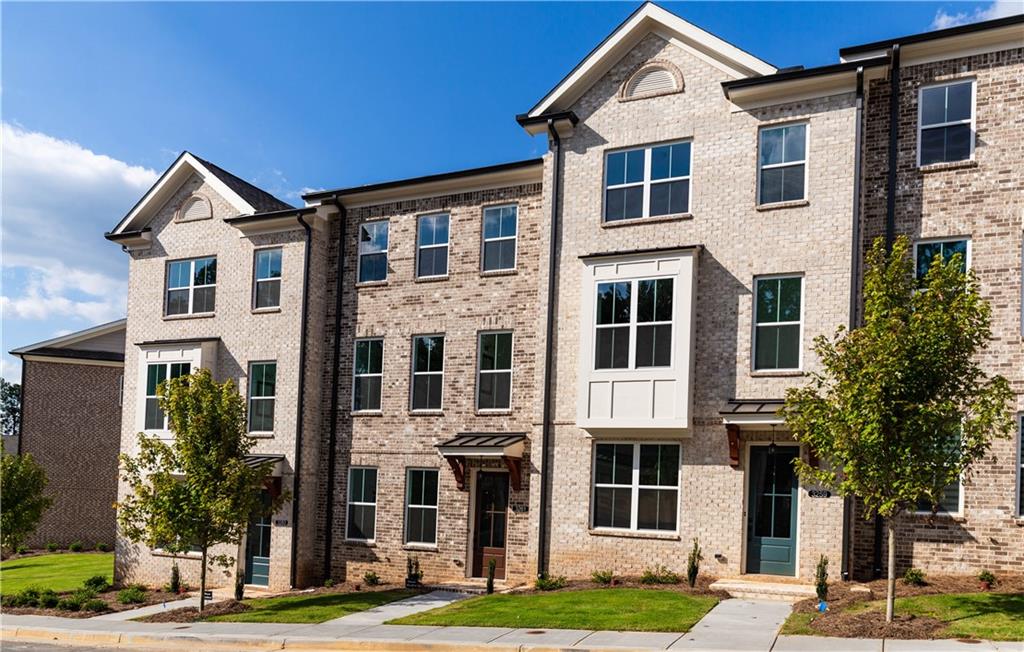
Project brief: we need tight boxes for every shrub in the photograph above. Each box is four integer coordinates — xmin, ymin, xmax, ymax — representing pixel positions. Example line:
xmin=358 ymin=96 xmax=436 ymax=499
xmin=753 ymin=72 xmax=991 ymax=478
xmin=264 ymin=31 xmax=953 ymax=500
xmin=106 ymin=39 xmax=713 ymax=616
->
xmin=95 ymin=542 xmax=110 ymax=552
xmin=117 ymin=586 xmax=146 ymax=604
xmin=15 ymin=545 xmax=27 ymax=555
xmin=57 ymin=588 xmax=96 ymax=612
xmin=169 ymin=563 xmax=181 ymax=594
xmin=406 ymin=556 xmax=423 ymax=583
xmin=534 ymin=573 xmax=567 ymax=591
xmin=83 ymin=575 xmax=112 ymax=593
xmin=903 ymin=567 xmax=926 ymax=586
xmin=324 ymin=578 xmax=335 ymax=588
xmin=815 ymin=555 xmax=829 ymax=601
xmin=686 ymin=539 xmax=703 ymax=588
xmin=38 ymin=589 xmax=59 ymax=608
xmin=56 ymin=597 xmax=81 ymax=612
xmin=486 ymin=559 xmax=497 ymax=594
xmin=68 ymin=541 xmax=84 ymax=552
xmin=83 ymin=599 xmax=108 ymax=613
xmin=45 ymin=542 xmax=58 ymax=552
xmin=978 ymin=570 xmax=996 ymax=587
xmin=8 ymin=586 xmax=42 ymax=608
xmin=591 ymin=569 xmax=614 ymax=586
xmin=363 ymin=571 xmax=381 ymax=586
xmin=640 ymin=565 xmax=679 ymax=585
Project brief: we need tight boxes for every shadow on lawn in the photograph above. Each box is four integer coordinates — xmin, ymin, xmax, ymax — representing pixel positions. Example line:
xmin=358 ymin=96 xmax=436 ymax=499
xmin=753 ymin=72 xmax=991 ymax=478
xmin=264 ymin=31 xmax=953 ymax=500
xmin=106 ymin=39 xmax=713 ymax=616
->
xmin=931 ymin=593 xmax=1024 ymax=624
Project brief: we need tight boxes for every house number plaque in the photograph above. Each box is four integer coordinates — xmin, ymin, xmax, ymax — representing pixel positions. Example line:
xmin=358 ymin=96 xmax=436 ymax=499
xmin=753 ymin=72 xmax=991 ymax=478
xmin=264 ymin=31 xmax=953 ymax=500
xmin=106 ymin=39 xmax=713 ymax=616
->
xmin=808 ymin=489 xmax=831 ymax=498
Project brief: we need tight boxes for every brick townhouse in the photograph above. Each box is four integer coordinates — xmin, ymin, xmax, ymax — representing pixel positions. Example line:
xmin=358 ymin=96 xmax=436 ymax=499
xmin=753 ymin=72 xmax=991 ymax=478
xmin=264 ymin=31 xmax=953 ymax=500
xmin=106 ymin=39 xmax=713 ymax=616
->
xmin=88 ymin=3 xmax=1021 ymax=592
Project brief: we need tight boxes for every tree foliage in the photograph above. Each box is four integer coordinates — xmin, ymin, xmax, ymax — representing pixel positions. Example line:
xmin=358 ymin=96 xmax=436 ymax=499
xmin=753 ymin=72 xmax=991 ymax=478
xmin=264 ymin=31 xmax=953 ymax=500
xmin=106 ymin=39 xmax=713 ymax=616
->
xmin=1 ymin=378 xmax=21 ymax=438
xmin=0 ymin=442 xmax=53 ymax=552
xmin=117 ymin=368 xmax=285 ymax=609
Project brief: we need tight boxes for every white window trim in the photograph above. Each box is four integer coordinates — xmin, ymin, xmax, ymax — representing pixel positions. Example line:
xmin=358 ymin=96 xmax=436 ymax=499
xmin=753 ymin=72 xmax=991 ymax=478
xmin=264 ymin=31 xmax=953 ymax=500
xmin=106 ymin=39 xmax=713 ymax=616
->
xmin=917 ymin=78 xmax=976 ymax=167
xmin=589 ymin=441 xmax=681 ymax=534
xmin=602 ymin=140 xmax=692 ymax=222
xmin=912 ymin=477 xmax=965 ymax=517
xmin=756 ymin=122 xmax=809 ymax=206
xmin=751 ymin=273 xmax=805 ymax=372
xmin=352 ymin=338 xmax=384 ymax=413
xmin=476 ymin=330 xmax=514 ymax=412
xmin=416 ymin=213 xmax=450 ymax=279
xmin=912 ymin=237 xmax=973 ymax=279
xmin=252 ymin=247 xmax=282 ymax=310
xmin=481 ymin=204 xmax=519 ymax=272
xmin=592 ymin=277 xmax=676 ymax=371
xmin=405 ymin=467 xmax=439 ymax=545
xmin=357 ymin=220 xmax=389 ymax=283
xmin=166 ymin=256 xmax=216 ymax=316
xmin=247 ymin=361 xmax=276 ymax=435
xmin=410 ymin=334 xmax=445 ymax=412
xmin=346 ymin=466 xmax=377 ymax=543
xmin=142 ymin=361 xmax=192 ymax=434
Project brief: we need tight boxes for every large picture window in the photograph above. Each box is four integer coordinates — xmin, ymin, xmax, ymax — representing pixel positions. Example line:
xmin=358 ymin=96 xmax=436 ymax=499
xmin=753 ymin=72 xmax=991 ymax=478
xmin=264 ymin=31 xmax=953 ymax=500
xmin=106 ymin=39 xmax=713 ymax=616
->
xmin=144 ymin=362 xmax=190 ymax=430
xmin=758 ymin=124 xmax=807 ymax=205
xmin=477 ymin=332 xmax=512 ymax=411
xmin=358 ymin=221 xmax=389 ymax=283
xmin=592 ymin=443 xmax=679 ymax=532
xmin=919 ymin=80 xmax=974 ymax=166
xmin=753 ymin=276 xmax=802 ymax=371
xmin=594 ymin=278 xmax=673 ymax=370
xmin=405 ymin=469 xmax=439 ymax=545
xmin=253 ymin=248 xmax=282 ymax=309
xmin=604 ymin=142 xmax=691 ymax=222
xmin=347 ymin=467 xmax=377 ymax=541
xmin=166 ymin=257 xmax=217 ymax=315
xmin=248 ymin=362 xmax=276 ymax=433
xmin=482 ymin=205 xmax=517 ymax=271
xmin=411 ymin=335 xmax=444 ymax=411
xmin=353 ymin=339 xmax=384 ymax=412
xmin=417 ymin=213 xmax=450 ymax=278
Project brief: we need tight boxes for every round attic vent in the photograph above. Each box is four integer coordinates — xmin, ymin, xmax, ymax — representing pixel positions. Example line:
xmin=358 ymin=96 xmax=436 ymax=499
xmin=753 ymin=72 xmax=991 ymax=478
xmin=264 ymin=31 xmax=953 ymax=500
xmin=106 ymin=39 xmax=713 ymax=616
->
xmin=177 ymin=195 xmax=212 ymax=223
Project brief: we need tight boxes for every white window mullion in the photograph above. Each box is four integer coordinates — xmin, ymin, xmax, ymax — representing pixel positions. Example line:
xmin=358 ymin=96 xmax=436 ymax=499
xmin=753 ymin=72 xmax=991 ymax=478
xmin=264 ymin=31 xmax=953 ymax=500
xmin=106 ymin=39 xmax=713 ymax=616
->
xmin=642 ymin=149 xmax=652 ymax=218
xmin=628 ymin=280 xmax=638 ymax=369
xmin=630 ymin=443 xmax=641 ymax=530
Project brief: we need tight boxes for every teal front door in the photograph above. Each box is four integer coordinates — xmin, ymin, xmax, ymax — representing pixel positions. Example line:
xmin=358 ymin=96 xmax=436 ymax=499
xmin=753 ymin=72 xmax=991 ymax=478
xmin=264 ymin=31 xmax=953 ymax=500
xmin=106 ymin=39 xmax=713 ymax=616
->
xmin=746 ymin=445 xmax=799 ymax=576
xmin=245 ymin=490 xmax=272 ymax=586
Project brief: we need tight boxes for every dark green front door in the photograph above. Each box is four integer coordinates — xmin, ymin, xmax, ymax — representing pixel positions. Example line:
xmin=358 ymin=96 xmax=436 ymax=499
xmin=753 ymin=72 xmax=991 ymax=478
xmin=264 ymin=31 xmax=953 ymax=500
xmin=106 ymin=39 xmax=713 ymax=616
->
xmin=746 ymin=445 xmax=799 ymax=576
xmin=245 ymin=490 xmax=272 ymax=586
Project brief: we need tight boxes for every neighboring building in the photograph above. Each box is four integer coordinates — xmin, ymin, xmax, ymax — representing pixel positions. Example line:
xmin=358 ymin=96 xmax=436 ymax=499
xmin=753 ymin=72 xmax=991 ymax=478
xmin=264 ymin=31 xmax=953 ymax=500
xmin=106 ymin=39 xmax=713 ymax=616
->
xmin=100 ymin=3 xmax=1022 ymax=592
xmin=10 ymin=320 xmax=127 ymax=547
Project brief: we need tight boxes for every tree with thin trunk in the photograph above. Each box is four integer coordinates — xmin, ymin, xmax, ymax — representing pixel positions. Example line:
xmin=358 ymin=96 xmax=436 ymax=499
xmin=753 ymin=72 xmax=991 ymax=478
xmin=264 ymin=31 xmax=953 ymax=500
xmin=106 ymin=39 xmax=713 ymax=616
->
xmin=0 ymin=440 xmax=53 ymax=554
xmin=782 ymin=235 xmax=1013 ymax=623
xmin=117 ymin=369 xmax=286 ymax=610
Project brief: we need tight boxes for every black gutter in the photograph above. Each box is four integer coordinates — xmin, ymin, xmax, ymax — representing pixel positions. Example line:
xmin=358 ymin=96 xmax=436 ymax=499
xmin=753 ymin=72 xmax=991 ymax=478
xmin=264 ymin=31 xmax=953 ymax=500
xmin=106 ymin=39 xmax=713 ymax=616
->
xmin=136 ymin=337 xmax=221 ymax=347
xmin=104 ymin=228 xmax=152 ymax=243
xmin=224 ymin=206 xmax=317 ymax=226
xmin=322 ymin=197 xmax=346 ymax=582
xmin=884 ymin=45 xmax=900 ymax=249
xmin=840 ymin=13 xmax=1024 ymax=57
xmin=12 ymin=348 xmax=125 ymax=363
xmin=537 ymin=119 xmax=563 ymax=578
xmin=303 ymin=159 xmax=543 ymax=202
xmin=290 ymin=212 xmax=314 ymax=588
xmin=515 ymin=111 xmax=580 ymax=129
xmin=721 ymin=56 xmax=888 ymax=93
xmin=579 ymin=244 xmax=702 ymax=260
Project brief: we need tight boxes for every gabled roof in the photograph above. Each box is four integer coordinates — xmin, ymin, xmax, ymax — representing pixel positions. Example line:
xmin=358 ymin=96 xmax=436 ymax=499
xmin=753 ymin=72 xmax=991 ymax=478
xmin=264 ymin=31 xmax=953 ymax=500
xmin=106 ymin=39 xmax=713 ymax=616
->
xmin=10 ymin=318 xmax=127 ymax=363
xmin=524 ymin=2 xmax=775 ymax=118
xmin=107 ymin=152 xmax=292 ymax=236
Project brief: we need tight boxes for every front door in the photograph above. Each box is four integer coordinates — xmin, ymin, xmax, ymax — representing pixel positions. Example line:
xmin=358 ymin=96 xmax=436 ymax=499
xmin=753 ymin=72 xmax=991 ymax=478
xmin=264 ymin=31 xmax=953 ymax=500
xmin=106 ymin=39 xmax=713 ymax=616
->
xmin=746 ymin=445 xmax=799 ymax=576
xmin=472 ymin=472 xmax=509 ymax=579
xmin=245 ymin=490 xmax=272 ymax=586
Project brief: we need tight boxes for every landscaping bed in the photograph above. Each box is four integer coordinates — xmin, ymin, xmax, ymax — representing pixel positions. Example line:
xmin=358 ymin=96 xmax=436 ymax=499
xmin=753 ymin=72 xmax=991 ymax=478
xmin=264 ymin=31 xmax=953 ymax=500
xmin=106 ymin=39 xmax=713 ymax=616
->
xmin=2 ymin=584 xmax=184 ymax=618
xmin=782 ymin=574 xmax=1024 ymax=641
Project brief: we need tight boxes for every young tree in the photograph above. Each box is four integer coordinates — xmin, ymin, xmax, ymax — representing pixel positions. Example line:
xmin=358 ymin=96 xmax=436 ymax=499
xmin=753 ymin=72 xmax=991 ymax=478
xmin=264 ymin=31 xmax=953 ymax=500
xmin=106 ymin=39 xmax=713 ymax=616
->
xmin=782 ymin=235 xmax=1013 ymax=623
xmin=1 ymin=378 xmax=21 ymax=438
xmin=0 ymin=441 xmax=53 ymax=553
xmin=117 ymin=369 xmax=285 ymax=610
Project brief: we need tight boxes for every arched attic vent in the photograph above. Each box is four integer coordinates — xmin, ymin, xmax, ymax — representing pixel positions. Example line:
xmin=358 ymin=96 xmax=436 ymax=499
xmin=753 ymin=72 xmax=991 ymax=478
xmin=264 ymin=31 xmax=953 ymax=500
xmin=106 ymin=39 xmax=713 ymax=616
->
xmin=176 ymin=194 xmax=213 ymax=223
xmin=619 ymin=61 xmax=684 ymax=101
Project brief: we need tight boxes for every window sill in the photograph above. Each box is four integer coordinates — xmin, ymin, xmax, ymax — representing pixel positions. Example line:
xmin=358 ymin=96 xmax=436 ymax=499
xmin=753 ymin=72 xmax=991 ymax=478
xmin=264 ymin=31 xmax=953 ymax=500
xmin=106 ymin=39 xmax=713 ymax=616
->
xmin=344 ymin=539 xmax=376 ymax=548
xmin=480 ymin=269 xmax=518 ymax=278
xmin=415 ymin=275 xmax=449 ymax=284
xmin=750 ymin=369 xmax=805 ymax=377
xmin=403 ymin=543 xmax=439 ymax=552
xmin=919 ymin=159 xmax=977 ymax=173
xmin=756 ymin=200 xmax=809 ymax=212
xmin=588 ymin=529 xmax=680 ymax=542
xmin=908 ymin=511 xmax=966 ymax=523
xmin=152 ymin=550 xmax=202 ymax=559
xmin=601 ymin=213 xmax=692 ymax=229
xmin=251 ymin=307 xmax=281 ymax=315
xmin=409 ymin=410 xmax=444 ymax=417
xmin=163 ymin=312 xmax=215 ymax=321
xmin=351 ymin=410 xmax=383 ymax=417
xmin=248 ymin=432 xmax=275 ymax=439
xmin=476 ymin=409 xmax=513 ymax=417
xmin=355 ymin=280 xmax=389 ymax=289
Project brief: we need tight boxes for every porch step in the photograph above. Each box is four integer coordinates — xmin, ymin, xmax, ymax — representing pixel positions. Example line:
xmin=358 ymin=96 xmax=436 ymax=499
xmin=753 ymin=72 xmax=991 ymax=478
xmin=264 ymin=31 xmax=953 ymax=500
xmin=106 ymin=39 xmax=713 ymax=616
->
xmin=419 ymin=582 xmax=490 ymax=595
xmin=709 ymin=578 xmax=817 ymax=602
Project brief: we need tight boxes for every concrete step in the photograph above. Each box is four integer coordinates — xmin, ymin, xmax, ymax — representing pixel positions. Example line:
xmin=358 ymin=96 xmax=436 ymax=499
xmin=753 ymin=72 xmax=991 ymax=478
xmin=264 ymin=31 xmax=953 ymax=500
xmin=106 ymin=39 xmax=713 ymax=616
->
xmin=710 ymin=578 xmax=817 ymax=602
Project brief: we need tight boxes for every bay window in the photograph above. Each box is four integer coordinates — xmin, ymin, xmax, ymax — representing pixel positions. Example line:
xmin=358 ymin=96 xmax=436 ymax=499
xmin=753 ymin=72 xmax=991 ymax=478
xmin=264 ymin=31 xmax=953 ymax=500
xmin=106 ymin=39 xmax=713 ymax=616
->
xmin=595 ymin=278 xmax=674 ymax=370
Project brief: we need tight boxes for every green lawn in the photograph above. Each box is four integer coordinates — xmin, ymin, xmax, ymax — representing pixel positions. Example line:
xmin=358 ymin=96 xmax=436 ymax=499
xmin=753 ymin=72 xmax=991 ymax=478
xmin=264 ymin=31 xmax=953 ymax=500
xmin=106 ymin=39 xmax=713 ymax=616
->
xmin=389 ymin=589 xmax=719 ymax=632
xmin=206 ymin=588 xmax=420 ymax=624
xmin=0 ymin=553 xmax=114 ymax=595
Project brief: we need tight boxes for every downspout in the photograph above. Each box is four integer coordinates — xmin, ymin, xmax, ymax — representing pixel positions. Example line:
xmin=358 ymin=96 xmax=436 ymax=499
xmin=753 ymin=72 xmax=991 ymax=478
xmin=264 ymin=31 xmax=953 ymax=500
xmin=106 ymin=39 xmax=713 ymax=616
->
xmin=884 ymin=44 xmax=900 ymax=250
xmin=322 ymin=197 xmax=346 ymax=582
xmin=841 ymin=66 xmax=865 ymax=582
xmin=290 ymin=212 xmax=314 ymax=588
xmin=537 ymin=119 xmax=562 ymax=578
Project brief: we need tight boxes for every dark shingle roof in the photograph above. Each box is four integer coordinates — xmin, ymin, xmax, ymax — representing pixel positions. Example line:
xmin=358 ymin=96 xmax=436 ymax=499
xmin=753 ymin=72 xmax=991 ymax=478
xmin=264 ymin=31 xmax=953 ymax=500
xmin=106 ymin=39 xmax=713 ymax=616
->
xmin=193 ymin=155 xmax=293 ymax=213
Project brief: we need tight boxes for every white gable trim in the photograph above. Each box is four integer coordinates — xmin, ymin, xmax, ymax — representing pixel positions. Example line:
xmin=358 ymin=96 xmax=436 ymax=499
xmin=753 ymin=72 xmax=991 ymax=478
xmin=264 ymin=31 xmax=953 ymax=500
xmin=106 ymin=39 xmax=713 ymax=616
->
xmin=111 ymin=152 xmax=256 ymax=235
xmin=10 ymin=319 xmax=127 ymax=355
xmin=527 ymin=3 xmax=775 ymax=118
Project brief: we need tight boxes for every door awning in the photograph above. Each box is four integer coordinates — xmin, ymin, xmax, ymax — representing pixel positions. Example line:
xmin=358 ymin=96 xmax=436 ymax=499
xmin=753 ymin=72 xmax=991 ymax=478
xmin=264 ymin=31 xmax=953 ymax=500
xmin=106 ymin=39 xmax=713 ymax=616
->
xmin=720 ymin=399 xmax=785 ymax=426
xmin=435 ymin=433 xmax=526 ymax=492
xmin=243 ymin=454 xmax=285 ymax=476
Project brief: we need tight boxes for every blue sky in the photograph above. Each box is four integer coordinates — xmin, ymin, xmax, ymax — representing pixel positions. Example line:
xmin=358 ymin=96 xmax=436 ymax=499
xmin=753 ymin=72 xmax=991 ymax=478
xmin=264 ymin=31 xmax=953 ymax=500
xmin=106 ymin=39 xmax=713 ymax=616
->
xmin=1 ymin=1 xmax=1018 ymax=381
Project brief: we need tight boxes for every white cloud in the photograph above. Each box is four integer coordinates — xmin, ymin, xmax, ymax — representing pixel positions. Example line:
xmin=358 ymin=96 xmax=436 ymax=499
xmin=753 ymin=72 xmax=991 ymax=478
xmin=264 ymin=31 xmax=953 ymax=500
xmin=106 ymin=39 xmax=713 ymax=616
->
xmin=932 ymin=1 xmax=1022 ymax=30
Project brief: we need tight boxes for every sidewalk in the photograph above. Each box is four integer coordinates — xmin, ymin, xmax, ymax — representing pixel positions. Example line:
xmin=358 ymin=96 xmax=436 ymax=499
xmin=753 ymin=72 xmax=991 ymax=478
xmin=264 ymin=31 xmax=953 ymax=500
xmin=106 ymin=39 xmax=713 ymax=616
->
xmin=1 ymin=592 xmax=1019 ymax=651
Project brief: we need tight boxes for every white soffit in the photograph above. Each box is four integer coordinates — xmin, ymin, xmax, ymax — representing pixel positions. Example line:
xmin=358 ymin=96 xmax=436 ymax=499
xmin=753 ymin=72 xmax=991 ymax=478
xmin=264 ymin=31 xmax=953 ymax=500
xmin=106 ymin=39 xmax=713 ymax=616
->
xmin=527 ymin=2 xmax=775 ymax=118
xmin=10 ymin=319 xmax=127 ymax=355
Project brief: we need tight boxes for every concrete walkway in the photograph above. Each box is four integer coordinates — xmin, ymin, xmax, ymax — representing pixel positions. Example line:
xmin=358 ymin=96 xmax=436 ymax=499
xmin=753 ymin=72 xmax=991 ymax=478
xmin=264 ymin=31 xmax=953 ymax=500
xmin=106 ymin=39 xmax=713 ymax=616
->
xmin=323 ymin=589 xmax=467 ymax=625
xmin=671 ymin=599 xmax=792 ymax=650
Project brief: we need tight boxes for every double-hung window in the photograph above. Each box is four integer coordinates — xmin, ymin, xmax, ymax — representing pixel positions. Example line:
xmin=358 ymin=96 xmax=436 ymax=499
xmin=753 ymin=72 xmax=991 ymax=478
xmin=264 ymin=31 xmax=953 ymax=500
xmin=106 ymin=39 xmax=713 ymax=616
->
xmin=594 ymin=278 xmax=674 ymax=369
xmin=144 ymin=362 xmax=190 ymax=430
xmin=166 ymin=256 xmax=216 ymax=315
xmin=919 ymin=80 xmax=974 ymax=166
xmin=405 ymin=468 xmax=439 ymax=545
xmin=914 ymin=238 xmax=969 ymax=282
xmin=417 ymin=213 xmax=449 ymax=278
xmin=592 ymin=442 xmax=680 ymax=532
xmin=411 ymin=335 xmax=444 ymax=410
xmin=248 ymin=362 xmax=276 ymax=434
xmin=604 ymin=141 xmax=691 ymax=222
xmin=482 ymin=205 xmax=517 ymax=271
xmin=346 ymin=467 xmax=377 ymax=541
xmin=477 ymin=332 xmax=512 ymax=411
xmin=753 ymin=276 xmax=802 ymax=371
xmin=915 ymin=426 xmax=964 ymax=515
xmin=358 ymin=221 xmax=389 ymax=283
xmin=253 ymin=248 xmax=282 ymax=309
xmin=353 ymin=338 xmax=383 ymax=412
xmin=758 ymin=124 xmax=807 ymax=205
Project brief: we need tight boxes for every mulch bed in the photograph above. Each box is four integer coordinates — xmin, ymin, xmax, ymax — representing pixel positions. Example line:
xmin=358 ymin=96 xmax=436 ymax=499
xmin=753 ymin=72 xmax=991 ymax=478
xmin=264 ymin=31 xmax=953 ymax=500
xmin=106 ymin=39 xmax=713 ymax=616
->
xmin=139 ymin=599 xmax=249 ymax=623
xmin=791 ymin=574 xmax=1024 ymax=639
xmin=3 ymin=588 xmax=185 ymax=618
xmin=512 ymin=574 xmax=730 ymax=598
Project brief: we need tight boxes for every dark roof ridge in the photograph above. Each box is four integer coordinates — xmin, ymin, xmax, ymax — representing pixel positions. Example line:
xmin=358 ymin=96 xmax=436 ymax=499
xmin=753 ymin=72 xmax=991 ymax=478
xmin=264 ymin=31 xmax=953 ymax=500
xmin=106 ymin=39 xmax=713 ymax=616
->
xmin=192 ymin=154 xmax=293 ymax=213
